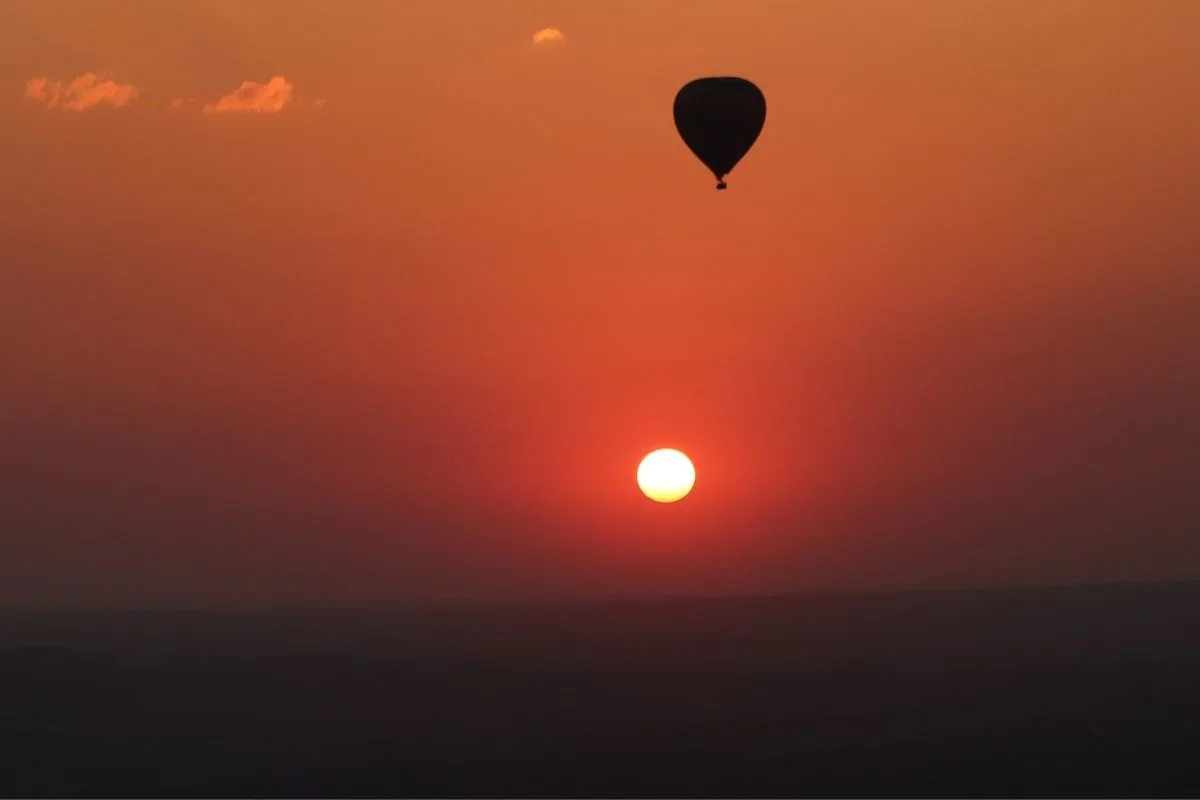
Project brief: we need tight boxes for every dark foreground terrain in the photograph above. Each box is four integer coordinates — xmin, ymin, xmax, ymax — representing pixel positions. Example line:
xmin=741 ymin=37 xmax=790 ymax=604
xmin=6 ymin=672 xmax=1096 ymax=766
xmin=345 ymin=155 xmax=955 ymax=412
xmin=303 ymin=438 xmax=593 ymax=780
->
xmin=2 ymin=581 xmax=1199 ymax=797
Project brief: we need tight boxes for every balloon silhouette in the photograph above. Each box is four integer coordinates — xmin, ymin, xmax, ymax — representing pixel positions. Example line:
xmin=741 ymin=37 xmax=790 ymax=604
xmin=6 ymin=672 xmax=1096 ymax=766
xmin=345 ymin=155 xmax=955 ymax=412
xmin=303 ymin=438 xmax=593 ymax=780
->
xmin=673 ymin=77 xmax=766 ymax=190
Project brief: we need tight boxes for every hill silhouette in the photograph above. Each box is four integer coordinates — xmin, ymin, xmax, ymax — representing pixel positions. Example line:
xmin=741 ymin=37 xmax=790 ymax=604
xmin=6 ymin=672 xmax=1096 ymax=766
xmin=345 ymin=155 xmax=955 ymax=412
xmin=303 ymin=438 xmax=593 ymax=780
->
xmin=1 ymin=580 xmax=1198 ymax=796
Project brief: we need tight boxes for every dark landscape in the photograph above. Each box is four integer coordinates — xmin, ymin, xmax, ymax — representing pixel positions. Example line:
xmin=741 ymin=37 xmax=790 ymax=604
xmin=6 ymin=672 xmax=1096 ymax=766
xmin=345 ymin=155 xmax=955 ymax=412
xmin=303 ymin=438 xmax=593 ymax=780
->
xmin=2 ymin=580 xmax=1198 ymax=797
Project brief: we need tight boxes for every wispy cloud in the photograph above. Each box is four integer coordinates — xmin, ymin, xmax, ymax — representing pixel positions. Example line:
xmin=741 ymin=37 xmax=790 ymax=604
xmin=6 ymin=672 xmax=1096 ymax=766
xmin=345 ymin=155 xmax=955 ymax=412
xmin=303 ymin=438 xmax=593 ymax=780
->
xmin=24 ymin=73 xmax=139 ymax=111
xmin=532 ymin=27 xmax=565 ymax=45
xmin=202 ymin=76 xmax=295 ymax=114
xmin=24 ymin=73 xmax=324 ymax=115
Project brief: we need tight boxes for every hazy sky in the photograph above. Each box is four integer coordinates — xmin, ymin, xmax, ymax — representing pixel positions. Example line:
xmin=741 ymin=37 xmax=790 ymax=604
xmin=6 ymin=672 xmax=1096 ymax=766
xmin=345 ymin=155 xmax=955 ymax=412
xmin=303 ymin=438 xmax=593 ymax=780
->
xmin=2 ymin=0 xmax=1198 ymax=607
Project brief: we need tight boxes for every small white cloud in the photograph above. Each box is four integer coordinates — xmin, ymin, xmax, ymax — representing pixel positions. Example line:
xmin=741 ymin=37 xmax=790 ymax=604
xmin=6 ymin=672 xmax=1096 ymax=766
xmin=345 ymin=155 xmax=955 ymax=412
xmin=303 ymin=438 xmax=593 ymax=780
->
xmin=532 ymin=27 xmax=565 ymax=45
xmin=24 ymin=73 xmax=138 ymax=111
xmin=202 ymin=76 xmax=295 ymax=114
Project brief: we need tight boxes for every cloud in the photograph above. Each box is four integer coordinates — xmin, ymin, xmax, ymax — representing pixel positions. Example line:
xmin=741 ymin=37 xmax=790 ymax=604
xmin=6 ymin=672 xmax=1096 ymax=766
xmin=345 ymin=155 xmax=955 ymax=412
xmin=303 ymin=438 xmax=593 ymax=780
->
xmin=202 ymin=76 xmax=295 ymax=114
xmin=24 ymin=73 xmax=138 ymax=111
xmin=24 ymin=73 xmax=322 ymax=115
xmin=532 ymin=27 xmax=565 ymax=45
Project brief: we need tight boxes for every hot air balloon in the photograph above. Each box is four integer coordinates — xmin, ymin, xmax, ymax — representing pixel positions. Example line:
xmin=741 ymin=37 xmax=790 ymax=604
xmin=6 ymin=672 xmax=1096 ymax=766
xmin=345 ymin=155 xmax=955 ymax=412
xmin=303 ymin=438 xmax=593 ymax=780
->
xmin=673 ymin=77 xmax=766 ymax=190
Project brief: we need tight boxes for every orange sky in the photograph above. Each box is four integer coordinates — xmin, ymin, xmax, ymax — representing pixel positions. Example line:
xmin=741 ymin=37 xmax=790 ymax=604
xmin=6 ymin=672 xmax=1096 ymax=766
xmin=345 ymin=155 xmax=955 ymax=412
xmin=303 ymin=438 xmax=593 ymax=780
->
xmin=2 ymin=0 xmax=1199 ymax=606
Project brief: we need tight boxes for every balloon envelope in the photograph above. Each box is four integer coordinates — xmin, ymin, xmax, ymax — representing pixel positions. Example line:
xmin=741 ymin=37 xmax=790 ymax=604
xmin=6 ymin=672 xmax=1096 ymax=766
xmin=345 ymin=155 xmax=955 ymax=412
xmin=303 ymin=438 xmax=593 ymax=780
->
xmin=673 ymin=77 xmax=766 ymax=189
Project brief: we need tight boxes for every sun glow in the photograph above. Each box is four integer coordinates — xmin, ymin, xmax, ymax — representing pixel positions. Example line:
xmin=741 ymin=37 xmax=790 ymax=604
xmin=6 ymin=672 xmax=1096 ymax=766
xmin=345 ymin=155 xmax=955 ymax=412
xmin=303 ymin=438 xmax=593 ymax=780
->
xmin=637 ymin=449 xmax=696 ymax=503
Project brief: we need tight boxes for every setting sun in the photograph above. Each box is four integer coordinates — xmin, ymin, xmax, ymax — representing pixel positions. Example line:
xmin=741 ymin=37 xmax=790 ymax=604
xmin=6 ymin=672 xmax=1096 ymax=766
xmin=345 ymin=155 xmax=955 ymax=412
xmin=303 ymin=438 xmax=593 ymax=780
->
xmin=637 ymin=449 xmax=696 ymax=503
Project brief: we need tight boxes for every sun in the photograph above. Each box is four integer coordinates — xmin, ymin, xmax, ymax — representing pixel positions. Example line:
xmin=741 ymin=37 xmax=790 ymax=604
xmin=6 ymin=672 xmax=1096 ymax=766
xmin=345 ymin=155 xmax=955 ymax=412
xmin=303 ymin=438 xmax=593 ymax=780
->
xmin=637 ymin=448 xmax=696 ymax=503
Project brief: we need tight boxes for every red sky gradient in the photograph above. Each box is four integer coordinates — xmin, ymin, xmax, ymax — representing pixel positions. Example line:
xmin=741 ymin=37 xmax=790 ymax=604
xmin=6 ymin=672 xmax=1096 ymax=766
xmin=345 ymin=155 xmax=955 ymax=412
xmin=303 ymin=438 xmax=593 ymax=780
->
xmin=2 ymin=0 xmax=1198 ymax=606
